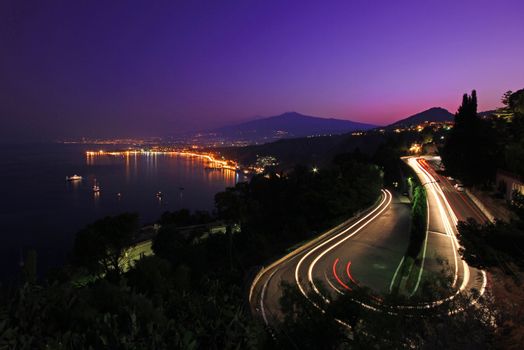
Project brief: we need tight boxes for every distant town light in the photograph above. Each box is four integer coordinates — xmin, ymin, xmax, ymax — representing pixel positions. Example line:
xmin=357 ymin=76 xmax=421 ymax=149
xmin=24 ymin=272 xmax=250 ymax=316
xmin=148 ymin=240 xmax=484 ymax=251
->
xmin=312 ymin=167 xmax=319 ymax=173
xmin=409 ymin=143 xmax=422 ymax=154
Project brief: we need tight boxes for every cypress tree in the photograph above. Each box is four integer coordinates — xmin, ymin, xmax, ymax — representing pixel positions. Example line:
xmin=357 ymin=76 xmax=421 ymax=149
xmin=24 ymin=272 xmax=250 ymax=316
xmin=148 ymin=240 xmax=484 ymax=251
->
xmin=471 ymin=89 xmax=478 ymax=115
xmin=441 ymin=90 xmax=484 ymax=184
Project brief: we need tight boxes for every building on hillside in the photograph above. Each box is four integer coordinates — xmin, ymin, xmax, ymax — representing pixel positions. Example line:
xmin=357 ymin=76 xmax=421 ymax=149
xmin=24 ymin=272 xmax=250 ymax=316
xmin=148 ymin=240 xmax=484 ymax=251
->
xmin=493 ymin=108 xmax=514 ymax=121
xmin=496 ymin=169 xmax=524 ymax=201
xmin=392 ymin=120 xmax=454 ymax=133
xmin=256 ymin=155 xmax=278 ymax=169
xmin=177 ymin=221 xmax=241 ymax=244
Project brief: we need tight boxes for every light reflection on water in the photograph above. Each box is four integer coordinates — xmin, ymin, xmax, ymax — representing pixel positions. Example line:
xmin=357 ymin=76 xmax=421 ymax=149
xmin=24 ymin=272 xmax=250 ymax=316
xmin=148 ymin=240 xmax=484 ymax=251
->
xmin=0 ymin=144 xmax=241 ymax=280
xmin=81 ymin=152 xmax=239 ymax=211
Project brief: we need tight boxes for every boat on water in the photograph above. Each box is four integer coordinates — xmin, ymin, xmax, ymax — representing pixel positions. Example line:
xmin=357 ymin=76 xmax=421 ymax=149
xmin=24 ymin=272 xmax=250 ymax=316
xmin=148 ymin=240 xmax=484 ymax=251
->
xmin=66 ymin=174 xmax=82 ymax=181
xmin=156 ymin=191 xmax=163 ymax=198
xmin=93 ymin=179 xmax=100 ymax=193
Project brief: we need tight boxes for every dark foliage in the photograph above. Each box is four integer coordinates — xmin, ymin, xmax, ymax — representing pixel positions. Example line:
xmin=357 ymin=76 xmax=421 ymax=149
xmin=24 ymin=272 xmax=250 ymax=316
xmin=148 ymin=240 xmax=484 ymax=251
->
xmin=406 ymin=186 xmax=427 ymax=258
xmin=0 ymin=153 xmax=382 ymax=349
xmin=441 ymin=90 xmax=501 ymax=185
xmin=275 ymin=280 xmax=499 ymax=349
xmin=212 ymin=153 xmax=383 ymax=269
xmin=442 ymin=88 xmax=524 ymax=186
xmin=73 ymin=213 xmax=140 ymax=276
xmin=457 ymin=218 xmax=524 ymax=271
xmin=504 ymin=89 xmax=524 ymax=179
xmin=0 ymin=262 xmax=264 ymax=349
xmin=158 ymin=209 xmax=214 ymax=227
xmin=372 ymin=135 xmax=405 ymax=186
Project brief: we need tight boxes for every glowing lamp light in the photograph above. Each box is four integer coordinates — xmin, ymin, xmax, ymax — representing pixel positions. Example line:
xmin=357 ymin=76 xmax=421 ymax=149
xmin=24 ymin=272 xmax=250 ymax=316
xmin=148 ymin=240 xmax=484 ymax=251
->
xmin=409 ymin=143 xmax=421 ymax=154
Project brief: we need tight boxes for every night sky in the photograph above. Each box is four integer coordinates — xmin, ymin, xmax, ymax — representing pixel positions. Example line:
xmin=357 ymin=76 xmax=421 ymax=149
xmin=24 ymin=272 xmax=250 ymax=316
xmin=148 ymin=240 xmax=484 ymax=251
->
xmin=1 ymin=0 xmax=523 ymax=141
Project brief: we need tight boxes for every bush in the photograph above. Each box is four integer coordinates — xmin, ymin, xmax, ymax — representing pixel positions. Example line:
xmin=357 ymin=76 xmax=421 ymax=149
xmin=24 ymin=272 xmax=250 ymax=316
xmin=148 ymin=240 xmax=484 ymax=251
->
xmin=406 ymin=186 xmax=427 ymax=258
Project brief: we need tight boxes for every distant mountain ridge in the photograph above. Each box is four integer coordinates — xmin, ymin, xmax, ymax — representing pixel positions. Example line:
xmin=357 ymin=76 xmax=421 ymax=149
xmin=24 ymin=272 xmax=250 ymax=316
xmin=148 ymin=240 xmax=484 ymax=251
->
xmin=211 ymin=112 xmax=376 ymax=141
xmin=386 ymin=107 xmax=454 ymax=129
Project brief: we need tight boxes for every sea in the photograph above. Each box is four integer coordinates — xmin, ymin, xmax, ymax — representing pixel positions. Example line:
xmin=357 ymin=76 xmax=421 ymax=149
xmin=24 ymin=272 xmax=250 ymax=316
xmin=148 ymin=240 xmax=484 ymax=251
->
xmin=0 ymin=143 xmax=240 ymax=282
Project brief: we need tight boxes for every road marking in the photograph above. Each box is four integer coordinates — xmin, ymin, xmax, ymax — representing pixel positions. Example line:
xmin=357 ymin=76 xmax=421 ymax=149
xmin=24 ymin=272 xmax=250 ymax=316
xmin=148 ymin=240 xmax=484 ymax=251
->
xmin=389 ymin=256 xmax=404 ymax=293
xmin=260 ymin=268 xmax=279 ymax=326
xmin=409 ymin=158 xmax=456 ymax=295
xmin=257 ymin=157 xmax=489 ymax=321
xmin=294 ymin=190 xmax=389 ymax=305
xmin=408 ymin=160 xmax=431 ymax=297
xmin=324 ymin=271 xmax=344 ymax=295
xmin=428 ymin=165 xmax=460 ymax=287
xmin=458 ymin=191 xmax=487 ymax=223
xmin=401 ymin=157 xmax=485 ymax=309
xmin=428 ymin=230 xmax=448 ymax=236
xmin=323 ymin=156 xmax=487 ymax=313
xmin=306 ymin=190 xmax=393 ymax=303
xmin=249 ymin=193 xmax=385 ymax=305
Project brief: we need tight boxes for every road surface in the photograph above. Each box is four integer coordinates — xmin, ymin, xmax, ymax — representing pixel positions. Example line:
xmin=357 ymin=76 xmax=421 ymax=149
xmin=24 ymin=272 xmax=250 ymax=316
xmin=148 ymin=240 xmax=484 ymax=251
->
xmin=422 ymin=156 xmax=488 ymax=223
xmin=250 ymin=157 xmax=487 ymax=329
xmin=402 ymin=157 xmax=486 ymax=303
xmin=250 ymin=189 xmax=413 ymax=324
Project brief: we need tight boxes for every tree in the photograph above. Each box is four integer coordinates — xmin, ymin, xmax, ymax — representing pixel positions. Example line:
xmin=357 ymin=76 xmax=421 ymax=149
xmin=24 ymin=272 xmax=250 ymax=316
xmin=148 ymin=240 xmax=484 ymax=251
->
xmin=506 ymin=139 xmax=524 ymax=180
xmin=276 ymin=282 xmax=351 ymax=349
xmin=126 ymin=255 xmax=173 ymax=298
xmin=504 ymin=89 xmax=524 ymax=179
xmin=21 ymin=249 xmax=37 ymax=284
xmin=158 ymin=209 xmax=213 ymax=226
xmin=275 ymin=278 xmax=500 ymax=349
xmin=441 ymin=91 xmax=478 ymax=181
xmin=215 ymin=183 xmax=250 ymax=271
xmin=502 ymin=90 xmax=513 ymax=107
xmin=509 ymin=88 xmax=524 ymax=115
xmin=512 ymin=190 xmax=524 ymax=220
xmin=73 ymin=212 xmax=139 ymax=277
xmin=372 ymin=135 xmax=404 ymax=186
xmin=407 ymin=186 xmax=427 ymax=258
xmin=441 ymin=90 xmax=499 ymax=185
xmin=457 ymin=218 xmax=524 ymax=270
xmin=215 ymin=183 xmax=249 ymax=225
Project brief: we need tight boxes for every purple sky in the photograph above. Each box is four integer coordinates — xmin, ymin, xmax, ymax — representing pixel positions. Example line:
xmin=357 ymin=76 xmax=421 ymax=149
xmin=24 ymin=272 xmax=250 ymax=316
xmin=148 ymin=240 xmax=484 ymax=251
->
xmin=1 ymin=0 xmax=523 ymax=141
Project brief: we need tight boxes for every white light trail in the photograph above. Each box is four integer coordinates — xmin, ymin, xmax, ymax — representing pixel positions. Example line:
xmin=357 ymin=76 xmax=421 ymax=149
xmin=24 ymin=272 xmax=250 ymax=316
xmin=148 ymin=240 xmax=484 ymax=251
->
xmin=294 ymin=190 xmax=389 ymax=305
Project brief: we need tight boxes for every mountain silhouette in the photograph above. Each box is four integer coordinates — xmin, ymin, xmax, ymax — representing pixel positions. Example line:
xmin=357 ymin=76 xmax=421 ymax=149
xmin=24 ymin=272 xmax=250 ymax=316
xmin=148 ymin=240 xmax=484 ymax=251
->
xmin=386 ymin=107 xmax=454 ymax=129
xmin=212 ymin=112 xmax=376 ymax=141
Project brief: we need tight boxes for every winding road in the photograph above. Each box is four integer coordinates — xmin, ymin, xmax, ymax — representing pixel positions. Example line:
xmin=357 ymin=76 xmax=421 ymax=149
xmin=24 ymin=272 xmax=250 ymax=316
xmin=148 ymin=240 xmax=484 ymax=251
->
xmin=249 ymin=156 xmax=488 ymax=328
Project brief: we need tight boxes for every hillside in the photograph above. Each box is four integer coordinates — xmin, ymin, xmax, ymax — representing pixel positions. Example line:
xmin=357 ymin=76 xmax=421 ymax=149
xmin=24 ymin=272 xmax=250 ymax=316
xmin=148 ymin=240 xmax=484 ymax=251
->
xmin=210 ymin=107 xmax=465 ymax=169
xmin=386 ymin=107 xmax=454 ymax=129
xmin=216 ymin=132 xmax=391 ymax=169
xmin=214 ymin=107 xmax=452 ymax=168
xmin=211 ymin=112 xmax=376 ymax=142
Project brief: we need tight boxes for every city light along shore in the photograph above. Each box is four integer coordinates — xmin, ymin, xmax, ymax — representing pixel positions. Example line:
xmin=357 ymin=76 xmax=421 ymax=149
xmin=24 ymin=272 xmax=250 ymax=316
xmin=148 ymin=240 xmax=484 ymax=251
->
xmin=85 ymin=148 xmax=264 ymax=174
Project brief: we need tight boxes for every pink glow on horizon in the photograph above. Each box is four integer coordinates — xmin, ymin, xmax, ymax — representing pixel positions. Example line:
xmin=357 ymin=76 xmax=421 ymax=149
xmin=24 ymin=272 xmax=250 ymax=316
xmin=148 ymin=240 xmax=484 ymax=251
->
xmin=1 ymin=1 xmax=523 ymax=139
